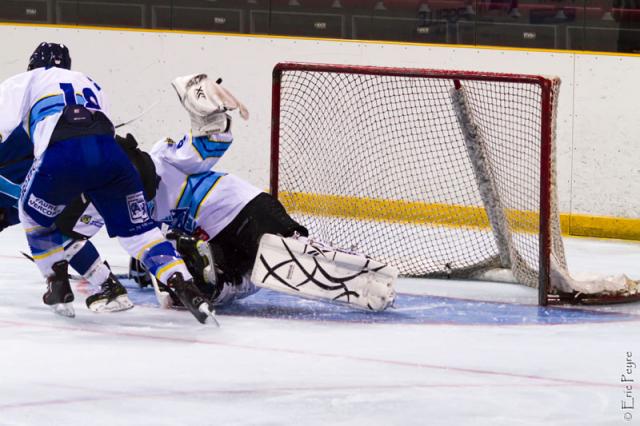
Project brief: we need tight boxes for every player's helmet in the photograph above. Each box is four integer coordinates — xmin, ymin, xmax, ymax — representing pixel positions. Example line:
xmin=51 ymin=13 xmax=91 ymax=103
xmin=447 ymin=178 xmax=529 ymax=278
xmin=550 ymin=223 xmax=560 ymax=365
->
xmin=27 ymin=42 xmax=71 ymax=71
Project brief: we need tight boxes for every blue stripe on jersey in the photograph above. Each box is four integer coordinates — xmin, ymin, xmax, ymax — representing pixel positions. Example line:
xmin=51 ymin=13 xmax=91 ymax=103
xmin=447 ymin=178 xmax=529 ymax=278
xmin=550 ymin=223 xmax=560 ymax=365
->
xmin=191 ymin=136 xmax=232 ymax=159
xmin=176 ymin=171 xmax=226 ymax=220
xmin=0 ymin=127 xmax=33 ymax=208
xmin=0 ymin=175 xmax=21 ymax=201
xmin=29 ymin=94 xmax=86 ymax=136
xmin=29 ymin=95 xmax=64 ymax=136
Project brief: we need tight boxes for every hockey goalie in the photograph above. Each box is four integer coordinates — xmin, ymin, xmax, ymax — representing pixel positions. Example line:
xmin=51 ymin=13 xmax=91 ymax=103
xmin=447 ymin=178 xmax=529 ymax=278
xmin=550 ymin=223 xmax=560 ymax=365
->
xmin=130 ymin=73 xmax=398 ymax=313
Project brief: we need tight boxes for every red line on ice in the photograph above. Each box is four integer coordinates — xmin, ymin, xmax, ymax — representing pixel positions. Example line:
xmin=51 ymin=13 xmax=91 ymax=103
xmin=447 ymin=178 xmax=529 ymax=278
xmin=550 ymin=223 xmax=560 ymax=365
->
xmin=0 ymin=382 xmax=587 ymax=410
xmin=0 ymin=318 xmax=614 ymax=390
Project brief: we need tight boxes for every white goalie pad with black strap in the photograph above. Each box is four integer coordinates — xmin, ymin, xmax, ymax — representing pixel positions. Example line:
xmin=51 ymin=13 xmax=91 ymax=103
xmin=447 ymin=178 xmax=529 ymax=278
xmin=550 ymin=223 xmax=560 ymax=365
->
xmin=251 ymin=234 xmax=398 ymax=311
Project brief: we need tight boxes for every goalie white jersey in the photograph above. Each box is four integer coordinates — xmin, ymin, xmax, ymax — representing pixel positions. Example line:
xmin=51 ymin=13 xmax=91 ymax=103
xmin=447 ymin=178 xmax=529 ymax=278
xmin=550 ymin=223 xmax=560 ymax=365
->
xmin=149 ymin=131 xmax=262 ymax=239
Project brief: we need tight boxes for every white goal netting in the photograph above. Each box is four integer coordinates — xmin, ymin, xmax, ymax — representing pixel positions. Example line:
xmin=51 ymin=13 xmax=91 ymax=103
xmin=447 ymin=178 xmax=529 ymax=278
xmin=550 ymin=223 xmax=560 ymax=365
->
xmin=271 ymin=63 xmax=639 ymax=305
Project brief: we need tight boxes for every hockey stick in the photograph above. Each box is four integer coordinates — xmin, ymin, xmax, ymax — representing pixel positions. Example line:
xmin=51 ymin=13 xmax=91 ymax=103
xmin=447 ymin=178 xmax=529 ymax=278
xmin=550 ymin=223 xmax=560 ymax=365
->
xmin=113 ymin=77 xmax=223 ymax=130
xmin=20 ymin=250 xmax=131 ymax=282
xmin=20 ymin=251 xmax=34 ymax=262
xmin=114 ymin=100 xmax=161 ymax=129
xmin=20 ymin=251 xmax=85 ymax=280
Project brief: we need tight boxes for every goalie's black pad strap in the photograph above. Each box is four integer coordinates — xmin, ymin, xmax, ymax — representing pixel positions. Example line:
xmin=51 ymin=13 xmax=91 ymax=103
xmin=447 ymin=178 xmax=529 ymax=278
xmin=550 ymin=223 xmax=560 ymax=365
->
xmin=210 ymin=192 xmax=308 ymax=277
xmin=116 ymin=133 xmax=159 ymax=201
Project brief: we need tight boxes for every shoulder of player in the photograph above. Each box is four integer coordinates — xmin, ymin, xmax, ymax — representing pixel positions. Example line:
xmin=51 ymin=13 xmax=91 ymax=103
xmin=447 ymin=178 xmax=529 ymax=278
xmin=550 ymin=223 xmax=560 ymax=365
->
xmin=1 ymin=70 xmax=33 ymax=87
xmin=42 ymin=68 xmax=100 ymax=85
xmin=24 ymin=68 xmax=83 ymax=86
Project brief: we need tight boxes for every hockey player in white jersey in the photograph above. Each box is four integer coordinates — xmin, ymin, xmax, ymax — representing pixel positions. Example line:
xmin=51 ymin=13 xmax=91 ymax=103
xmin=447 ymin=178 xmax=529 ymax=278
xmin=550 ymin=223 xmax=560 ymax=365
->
xmin=0 ymin=42 xmax=216 ymax=323
xmin=137 ymin=73 xmax=397 ymax=312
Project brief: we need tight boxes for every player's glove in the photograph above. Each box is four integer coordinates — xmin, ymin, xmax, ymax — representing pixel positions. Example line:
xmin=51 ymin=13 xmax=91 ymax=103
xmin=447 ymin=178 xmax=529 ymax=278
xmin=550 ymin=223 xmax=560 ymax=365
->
xmin=171 ymin=73 xmax=249 ymax=136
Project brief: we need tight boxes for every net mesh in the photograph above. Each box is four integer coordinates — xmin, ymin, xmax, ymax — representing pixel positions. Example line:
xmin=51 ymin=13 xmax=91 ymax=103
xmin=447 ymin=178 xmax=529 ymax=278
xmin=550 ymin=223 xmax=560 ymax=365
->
xmin=275 ymin=67 xmax=557 ymax=287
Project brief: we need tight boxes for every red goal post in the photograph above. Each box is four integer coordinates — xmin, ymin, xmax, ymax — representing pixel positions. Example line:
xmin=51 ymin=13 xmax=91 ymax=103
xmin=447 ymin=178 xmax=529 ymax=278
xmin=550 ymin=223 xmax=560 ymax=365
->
xmin=270 ymin=62 xmax=639 ymax=306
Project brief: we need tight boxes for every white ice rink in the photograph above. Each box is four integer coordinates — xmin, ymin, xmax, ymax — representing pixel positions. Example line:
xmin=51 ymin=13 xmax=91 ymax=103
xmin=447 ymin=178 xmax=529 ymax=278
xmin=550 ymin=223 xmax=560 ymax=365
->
xmin=1 ymin=224 xmax=639 ymax=426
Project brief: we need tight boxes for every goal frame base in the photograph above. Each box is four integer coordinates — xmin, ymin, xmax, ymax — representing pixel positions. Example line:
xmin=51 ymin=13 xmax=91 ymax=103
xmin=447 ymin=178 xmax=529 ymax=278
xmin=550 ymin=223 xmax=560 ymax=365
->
xmin=546 ymin=291 xmax=640 ymax=305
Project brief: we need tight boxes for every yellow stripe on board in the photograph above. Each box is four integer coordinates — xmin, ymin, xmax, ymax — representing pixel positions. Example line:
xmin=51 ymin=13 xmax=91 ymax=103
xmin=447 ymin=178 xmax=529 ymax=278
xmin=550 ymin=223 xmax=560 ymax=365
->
xmin=564 ymin=214 xmax=640 ymax=241
xmin=280 ymin=192 xmax=640 ymax=241
xmin=279 ymin=192 xmax=538 ymax=233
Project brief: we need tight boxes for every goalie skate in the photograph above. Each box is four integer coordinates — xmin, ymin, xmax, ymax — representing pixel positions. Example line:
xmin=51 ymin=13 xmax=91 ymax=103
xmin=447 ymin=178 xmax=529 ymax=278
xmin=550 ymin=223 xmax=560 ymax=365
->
xmin=251 ymin=234 xmax=398 ymax=311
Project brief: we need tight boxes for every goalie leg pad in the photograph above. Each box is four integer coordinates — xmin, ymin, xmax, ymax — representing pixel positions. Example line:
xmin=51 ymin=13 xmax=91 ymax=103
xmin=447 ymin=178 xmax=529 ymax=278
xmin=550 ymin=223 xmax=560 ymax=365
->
xmin=250 ymin=234 xmax=398 ymax=312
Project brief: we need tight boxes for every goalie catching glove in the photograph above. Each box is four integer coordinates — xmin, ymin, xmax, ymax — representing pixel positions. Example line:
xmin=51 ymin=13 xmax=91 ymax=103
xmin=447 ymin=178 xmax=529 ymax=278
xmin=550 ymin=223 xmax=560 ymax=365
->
xmin=172 ymin=73 xmax=249 ymax=136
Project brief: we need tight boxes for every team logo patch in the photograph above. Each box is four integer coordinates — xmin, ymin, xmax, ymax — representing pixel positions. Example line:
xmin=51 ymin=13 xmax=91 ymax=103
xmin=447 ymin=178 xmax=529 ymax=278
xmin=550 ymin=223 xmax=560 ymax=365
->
xmin=77 ymin=214 xmax=104 ymax=228
xmin=28 ymin=194 xmax=65 ymax=218
xmin=164 ymin=207 xmax=197 ymax=234
xmin=127 ymin=192 xmax=149 ymax=224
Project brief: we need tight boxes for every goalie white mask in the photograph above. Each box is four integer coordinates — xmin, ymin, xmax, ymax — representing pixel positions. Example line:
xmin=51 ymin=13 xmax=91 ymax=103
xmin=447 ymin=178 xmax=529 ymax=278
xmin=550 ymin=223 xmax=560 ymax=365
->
xmin=172 ymin=73 xmax=249 ymax=136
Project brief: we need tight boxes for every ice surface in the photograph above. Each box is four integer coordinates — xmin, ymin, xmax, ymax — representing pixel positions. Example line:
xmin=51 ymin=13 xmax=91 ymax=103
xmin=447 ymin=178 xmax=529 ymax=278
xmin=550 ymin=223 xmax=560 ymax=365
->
xmin=0 ymin=225 xmax=639 ymax=425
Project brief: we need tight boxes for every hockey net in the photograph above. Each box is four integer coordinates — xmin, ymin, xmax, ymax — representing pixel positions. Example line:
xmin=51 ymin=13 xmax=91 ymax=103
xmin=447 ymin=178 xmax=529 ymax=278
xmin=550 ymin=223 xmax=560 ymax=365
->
xmin=270 ymin=62 xmax=639 ymax=305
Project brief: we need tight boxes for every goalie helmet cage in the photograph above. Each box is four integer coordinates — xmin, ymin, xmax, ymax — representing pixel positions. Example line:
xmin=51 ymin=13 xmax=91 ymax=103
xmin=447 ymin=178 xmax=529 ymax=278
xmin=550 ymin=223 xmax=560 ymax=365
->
xmin=270 ymin=62 xmax=639 ymax=306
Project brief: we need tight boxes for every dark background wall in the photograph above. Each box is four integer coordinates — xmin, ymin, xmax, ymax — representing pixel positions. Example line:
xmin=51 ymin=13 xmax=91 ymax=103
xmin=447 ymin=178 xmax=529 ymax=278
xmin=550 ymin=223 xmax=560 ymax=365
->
xmin=1 ymin=0 xmax=639 ymax=53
